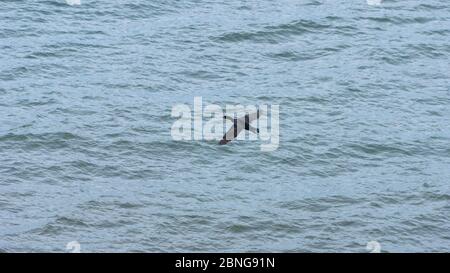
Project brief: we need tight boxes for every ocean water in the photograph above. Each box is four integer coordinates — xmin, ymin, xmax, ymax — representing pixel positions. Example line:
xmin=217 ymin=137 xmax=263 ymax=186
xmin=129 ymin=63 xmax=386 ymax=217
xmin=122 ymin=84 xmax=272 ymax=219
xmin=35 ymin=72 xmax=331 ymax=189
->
xmin=0 ymin=0 xmax=449 ymax=253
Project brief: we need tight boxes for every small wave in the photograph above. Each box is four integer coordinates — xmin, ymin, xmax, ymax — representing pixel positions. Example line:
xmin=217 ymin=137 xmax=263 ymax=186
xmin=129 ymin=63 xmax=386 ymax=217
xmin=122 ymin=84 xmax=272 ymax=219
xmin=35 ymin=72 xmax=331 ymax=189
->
xmin=213 ymin=20 xmax=329 ymax=43
xmin=325 ymin=16 xmax=343 ymax=21
xmin=33 ymin=216 xmax=88 ymax=236
xmin=361 ymin=16 xmax=434 ymax=25
xmin=417 ymin=3 xmax=449 ymax=10
xmin=179 ymin=70 xmax=223 ymax=80
xmin=304 ymin=0 xmax=322 ymax=6
xmin=79 ymin=200 xmax=145 ymax=210
xmin=278 ymin=196 xmax=364 ymax=212
xmin=407 ymin=44 xmax=448 ymax=58
xmin=16 ymin=98 xmax=58 ymax=107
xmin=41 ymin=0 xmax=69 ymax=7
xmin=422 ymin=29 xmax=450 ymax=36
xmin=0 ymin=28 xmax=38 ymax=39
xmin=25 ymin=47 xmax=80 ymax=59
xmin=36 ymin=224 xmax=64 ymax=235
xmin=0 ymin=132 xmax=82 ymax=142
xmin=424 ymin=192 xmax=450 ymax=202
xmin=226 ymin=224 xmax=253 ymax=233
xmin=116 ymin=202 xmax=143 ymax=209
xmin=108 ymin=139 xmax=217 ymax=155
xmin=56 ymin=216 xmax=89 ymax=227
xmin=0 ymin=66 xmax=29 ymax=80
xmin=266 ymin=45 xmax=348 ymax=62
xmin=346 ymin=143 xmax=413 ymax=157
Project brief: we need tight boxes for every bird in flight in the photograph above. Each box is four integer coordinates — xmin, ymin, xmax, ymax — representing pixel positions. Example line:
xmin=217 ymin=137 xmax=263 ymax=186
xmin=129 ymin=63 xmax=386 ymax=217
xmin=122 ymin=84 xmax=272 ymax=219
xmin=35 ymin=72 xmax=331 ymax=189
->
xmin=219 ymin=110 xmax=261 ymax=145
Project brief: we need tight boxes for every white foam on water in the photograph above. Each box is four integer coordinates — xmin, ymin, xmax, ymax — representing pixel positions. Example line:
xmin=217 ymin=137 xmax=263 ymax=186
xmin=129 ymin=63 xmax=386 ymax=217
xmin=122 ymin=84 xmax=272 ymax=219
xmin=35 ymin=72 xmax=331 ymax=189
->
xmin=66 ymin=0 xmax=81 ymax=5
xmin=367 ymin=0 xmax=382 ymax=6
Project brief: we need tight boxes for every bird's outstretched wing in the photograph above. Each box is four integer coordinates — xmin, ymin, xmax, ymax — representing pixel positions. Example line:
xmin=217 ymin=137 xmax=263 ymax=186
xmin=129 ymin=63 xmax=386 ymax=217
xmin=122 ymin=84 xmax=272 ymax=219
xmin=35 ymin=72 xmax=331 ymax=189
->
xmin=247 ymin=125 xmax=259 ymax=134
xmin=240 ymin=110 xmax=262 ymax=124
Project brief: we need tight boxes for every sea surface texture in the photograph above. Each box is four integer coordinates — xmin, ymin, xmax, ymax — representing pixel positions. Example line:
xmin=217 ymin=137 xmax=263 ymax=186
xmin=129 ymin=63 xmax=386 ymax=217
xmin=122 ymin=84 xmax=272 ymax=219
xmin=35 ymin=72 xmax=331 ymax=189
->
xmin=0 ymin=0 xmax=449 ymax=252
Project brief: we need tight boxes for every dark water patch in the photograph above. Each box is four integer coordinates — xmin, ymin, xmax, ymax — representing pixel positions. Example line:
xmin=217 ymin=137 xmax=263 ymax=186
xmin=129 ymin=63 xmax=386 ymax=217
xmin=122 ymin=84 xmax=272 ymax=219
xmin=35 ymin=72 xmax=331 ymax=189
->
xmin=400 ymin=218 xmax=448 ymax=235
xmin=81 ymin=95 xmax=106 ymax=101
xmin=422 ymin=29 xmax=450 ymax=36
xmin=278 ymin=196 xmax=364 ymax=212
xmin=368 ymin=48 xmax=417 ymax=65
xmin=224 ymin=220 xmax=302 ymax=235
xmin=0 ymin=66 xmax=30 ymax=80
xmin=36 ymin=224 xmax=64 ymax=236
xmin=56 ymin=216 xmax=89 ymax=227
xmin=0 ymin=200 xmax=8 ymax=208
xmin=178 ymin=215 xmax=215 ymax=227
xmin=376 ymin=195 xmax=408 ymax=205
xmin=373 ymin=191 xmax=450 ymax=208
xmin=361 ymin=16 xmax=434 ymax=25
xmin=414 ymin=97 xmax=450 ymax=106
xmin=423 ymin=192 xmax=450 ymax=202
xmin=213 ymin=20 xmax=329 ymax=43
xmin=304 ymin=0 xmax=323 ymax=6
xmin=116 ymin=202 xmax=144 ymax=209
xmin=179 ymin=70 xmax=223 ymax=80
xmin=66 ymin=42 xmax=114 ymax=50
xmin=25 ymin=47 xmax=80 ymax=59
xmin=237 ymin=5 xmax=251 ymax=11
xmin=50 ymin=107 xmax=98 ymax=116
xmin=16 ymin=98 xmax=58 ymax=107
xmin=346 ymin=143 xmax=413 ymax=157
xmin=78 ymin=200 xmax=107 ymax=211
xmin=416 ymin=4 xmax=449 ymax=11
xmin=332 ymin=220 xmax=362 ymax=228
xmin=266 ymin=45 xmax=349 ymax=61
xmin=0 ymin=132 xmax=83 ymax=143
xmin=332 ymin=25 xmax=360 ymax=36
xmin=1 ymin=63 xmax=73 ymax=80
xmin=171 ymin=191 xmax=217 ymax=203
xmin=226 ymin=224 xmax=253 ymax=233
xmin=41 ymin=0 xmax=69 ymax=8
xmin=67 ymin=159 xmax=101 ymax=173
xmin=267 ymin=51 xmax=300 ymax=61
xmin=107 ymin=139 xmax=216 ymax=155
xmin=131 ymin=126 xmax=164 ymax=135
xmin=325 ymin=16 xmax=343 ymax=21
xmin=407 ymin=44 xmax=447 ymax=58
xmin=0 ymin=28 xmax=37 ymax=38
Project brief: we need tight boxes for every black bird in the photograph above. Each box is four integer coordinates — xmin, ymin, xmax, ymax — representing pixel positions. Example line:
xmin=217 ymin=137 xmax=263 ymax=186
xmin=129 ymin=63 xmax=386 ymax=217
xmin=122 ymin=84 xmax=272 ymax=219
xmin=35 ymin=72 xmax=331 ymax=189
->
xmin=219 ymin=110 xmax=261 ymax=145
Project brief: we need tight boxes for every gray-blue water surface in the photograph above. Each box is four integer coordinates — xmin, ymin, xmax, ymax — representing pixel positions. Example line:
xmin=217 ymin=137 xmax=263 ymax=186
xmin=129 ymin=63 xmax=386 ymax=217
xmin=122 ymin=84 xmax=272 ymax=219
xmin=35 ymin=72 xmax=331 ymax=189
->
xmin=0 ymin=0 xmax=449 ymax=252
